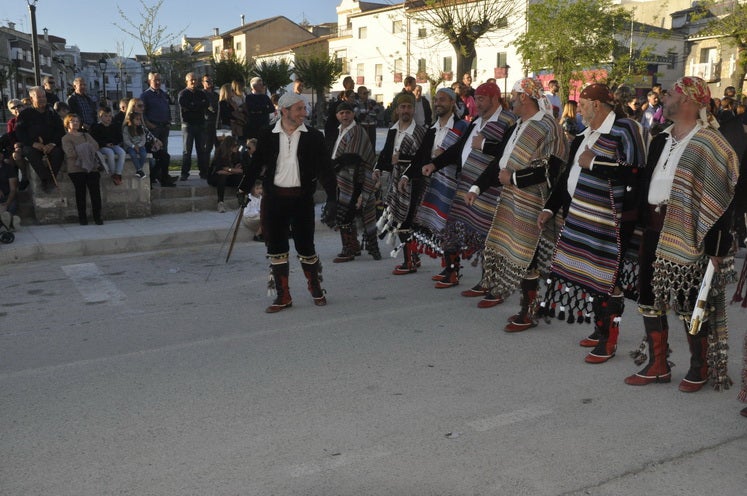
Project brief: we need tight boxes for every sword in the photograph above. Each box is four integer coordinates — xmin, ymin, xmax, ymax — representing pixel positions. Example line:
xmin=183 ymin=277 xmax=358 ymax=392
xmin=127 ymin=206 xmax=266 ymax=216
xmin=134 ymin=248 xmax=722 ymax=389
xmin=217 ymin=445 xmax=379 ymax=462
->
xmin=225 ymin=203 xmax=245 ymax=263
xmin=689 ymin=260 xmax=715 ymax=335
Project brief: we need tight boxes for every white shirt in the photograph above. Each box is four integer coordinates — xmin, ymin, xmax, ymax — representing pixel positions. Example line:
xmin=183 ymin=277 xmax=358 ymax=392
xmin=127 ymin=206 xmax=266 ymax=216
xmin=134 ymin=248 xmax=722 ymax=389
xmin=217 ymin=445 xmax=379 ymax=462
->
xmin=431 ymin=114 xmax=456 ymax=157
xmin=462 ymin=105 xmax=503 ymax=166
xmin=567 ymin=110 xmax=616 ymax=198
xmin=498 ymin=110 xmax=544 ymax=171
xmin=390 ymin=119 xmax=417 ymax=155
xmin=243 ymin=193 xmax=262 ymax=218
xmin=272 ymin=119 xmax=306 ymax=187
xmin=648 ymin=124 xmax=700 ymax=205
xmin=332 ymin=121 xmax=356 ymax=159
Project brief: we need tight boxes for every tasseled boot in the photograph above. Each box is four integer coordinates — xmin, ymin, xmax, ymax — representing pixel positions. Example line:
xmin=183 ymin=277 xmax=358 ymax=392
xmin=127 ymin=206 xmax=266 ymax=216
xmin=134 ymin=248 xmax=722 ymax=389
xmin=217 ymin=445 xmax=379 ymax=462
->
xmin=333 ymin=225 xmax=356 ymax=263
xmin=266 ymin=260 xmax=292 ymax=313
xmin=300 ymin=255 xmax=327 ymax=306
xmin=350 ymin=224 xmax=362 ymax=256
xmin=505 ymin=277 xmax=540 ymax=332
xmin=363 ymin=229 xmax=382 ymax=260
xmin=585 ymin=295 xmax=624 ymax=363
xmin=392 ymin=239 xmax=417 ymax=275
xmin=579 ymin=298 xmax=602 ymax=347
xmin=624 ymin=314 xmax=672 ymax=385
xmin=679 ymin=322 xmax=709 ymax=392
xmin=434 ymin=252 xmax=460 ymax=288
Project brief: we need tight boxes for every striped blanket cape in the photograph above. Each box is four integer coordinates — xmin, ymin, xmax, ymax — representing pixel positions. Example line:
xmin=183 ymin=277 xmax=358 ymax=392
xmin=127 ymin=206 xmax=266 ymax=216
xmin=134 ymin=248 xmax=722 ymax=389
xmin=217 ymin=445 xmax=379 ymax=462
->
xmin=334 ymin=124 xmax=377 ymax=225
xmin=541 ymin=117 xmax=646 ymax=323
xmin=483 ymin=113 xmax=568 ymax=298
xmin=443 ymin=109 xmax=517 ymax=256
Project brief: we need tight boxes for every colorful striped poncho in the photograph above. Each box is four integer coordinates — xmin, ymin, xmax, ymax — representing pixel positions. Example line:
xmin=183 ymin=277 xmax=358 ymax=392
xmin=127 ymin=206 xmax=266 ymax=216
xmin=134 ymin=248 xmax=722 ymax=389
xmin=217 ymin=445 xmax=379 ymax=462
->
xmin=442 ymin=109 xmax=517 ymax=257
xmin=541 ymin=116 xmax=646 ymax=324
xmin=483 ymin=112 xmax=568 ymax=298
xmin=651 ymin=127 xmax=738 ymax=390
xmin=334 ymin=123 xmax=378 ymax=232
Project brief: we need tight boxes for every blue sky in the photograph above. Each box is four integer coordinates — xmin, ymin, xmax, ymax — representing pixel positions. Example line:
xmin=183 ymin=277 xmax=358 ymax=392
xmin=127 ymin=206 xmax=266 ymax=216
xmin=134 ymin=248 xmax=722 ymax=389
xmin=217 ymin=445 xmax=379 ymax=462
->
xmin=0 ymin=0 xmax=352 ymax=53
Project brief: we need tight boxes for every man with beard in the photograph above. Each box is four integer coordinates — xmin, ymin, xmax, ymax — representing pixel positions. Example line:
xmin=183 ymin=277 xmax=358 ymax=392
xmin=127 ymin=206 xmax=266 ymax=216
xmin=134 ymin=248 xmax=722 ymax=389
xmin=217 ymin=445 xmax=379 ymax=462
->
xmin=330 ymin=101 xmax=380 ymax=262
xmin=245 ymin=93 xmax=337 ymax=313
xmin=538 ymin=84 xmax=646 ymax=362
xmin=466 ymin=78 xmax=567 ymax=327
xmin=406 ymin=87 xmax=467 ymax=280
xmin=625 ymin=77 xmax=738 ymax=392
xmin=373 ymin=92 xmax=428 ymax=274
xmin=421 ymin=83 xmax=516 ymax=292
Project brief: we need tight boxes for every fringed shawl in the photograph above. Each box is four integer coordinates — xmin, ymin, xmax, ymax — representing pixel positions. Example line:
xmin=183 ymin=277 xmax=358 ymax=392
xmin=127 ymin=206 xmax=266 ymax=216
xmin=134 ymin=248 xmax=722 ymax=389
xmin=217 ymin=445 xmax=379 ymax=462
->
xmin=483 ymin=113 xmax=567 ymax=297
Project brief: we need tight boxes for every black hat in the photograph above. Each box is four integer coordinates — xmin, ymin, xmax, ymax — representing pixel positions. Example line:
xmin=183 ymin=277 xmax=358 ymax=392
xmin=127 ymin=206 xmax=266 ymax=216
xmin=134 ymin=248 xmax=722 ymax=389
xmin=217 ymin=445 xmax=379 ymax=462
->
xmin=336 ymin=101 xmax=354 ymax=113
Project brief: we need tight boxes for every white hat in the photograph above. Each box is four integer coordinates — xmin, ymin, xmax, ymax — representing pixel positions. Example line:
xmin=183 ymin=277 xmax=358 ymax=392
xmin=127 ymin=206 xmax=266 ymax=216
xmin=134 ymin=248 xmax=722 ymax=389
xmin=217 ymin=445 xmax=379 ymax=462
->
xmin=278 ymin=93 xmax=304 ymax=109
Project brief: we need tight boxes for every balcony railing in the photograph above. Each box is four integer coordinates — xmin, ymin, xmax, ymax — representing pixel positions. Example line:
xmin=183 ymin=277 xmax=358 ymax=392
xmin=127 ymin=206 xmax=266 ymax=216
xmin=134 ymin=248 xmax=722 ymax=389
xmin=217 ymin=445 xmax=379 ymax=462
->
xmin=689 ymin=61 xmax=720 ymax=82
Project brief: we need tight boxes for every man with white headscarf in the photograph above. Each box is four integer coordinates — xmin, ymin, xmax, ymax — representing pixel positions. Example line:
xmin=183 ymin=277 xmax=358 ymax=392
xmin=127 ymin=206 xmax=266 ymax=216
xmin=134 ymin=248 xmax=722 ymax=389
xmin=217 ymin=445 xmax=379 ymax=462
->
xmin=243 ymin=93 xmax=337 ymax=313
xmin=625 ymin=76 xmax=738 ymax=393
xmin=464 ymin=78 xmax=567 ymax=328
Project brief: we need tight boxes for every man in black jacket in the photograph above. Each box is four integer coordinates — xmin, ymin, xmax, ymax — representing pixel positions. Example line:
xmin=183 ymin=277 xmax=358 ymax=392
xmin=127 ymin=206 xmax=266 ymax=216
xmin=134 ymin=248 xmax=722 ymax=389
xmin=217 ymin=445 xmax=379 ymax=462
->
xmin=246 ymin=93 xmax=336 ymax=313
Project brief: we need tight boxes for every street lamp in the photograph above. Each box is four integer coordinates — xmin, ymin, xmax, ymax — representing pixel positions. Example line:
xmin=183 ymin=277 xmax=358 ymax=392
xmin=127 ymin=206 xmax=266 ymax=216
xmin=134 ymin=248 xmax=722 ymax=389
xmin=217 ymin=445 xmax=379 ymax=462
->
xmin=114 ymin=73 xmax=120 ymax=103
xmin=27 ymin=0 xmax=41 ymax=85
xmin=123 ymin=71 xmax=128 ymax=98
xmin=98 ymin=56 xmax=107 ymax=104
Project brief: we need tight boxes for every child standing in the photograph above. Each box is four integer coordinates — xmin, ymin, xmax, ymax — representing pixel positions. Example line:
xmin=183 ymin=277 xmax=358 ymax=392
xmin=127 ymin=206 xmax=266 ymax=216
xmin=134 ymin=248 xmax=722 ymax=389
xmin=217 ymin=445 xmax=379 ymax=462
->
xmin=242 ymin=179 xmax=263 ymax=241
xmin=122 ymin=112 xmax=147 ymax=178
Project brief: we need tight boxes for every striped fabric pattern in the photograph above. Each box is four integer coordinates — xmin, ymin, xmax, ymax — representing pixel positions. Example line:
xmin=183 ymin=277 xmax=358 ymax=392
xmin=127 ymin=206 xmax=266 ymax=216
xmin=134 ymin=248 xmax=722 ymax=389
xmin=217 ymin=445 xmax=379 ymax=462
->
xmin=414 ymin=164 xmax=458 ymax=232
xmin=383 ymin=125 xmax=428 ymax=225
xmin=483 ymin=114 xmax=567 ymax=296
xmin=444 ymin=111 xmax=517 ymax=253
xmin=334 ymin=125 xmax=378 ymax=226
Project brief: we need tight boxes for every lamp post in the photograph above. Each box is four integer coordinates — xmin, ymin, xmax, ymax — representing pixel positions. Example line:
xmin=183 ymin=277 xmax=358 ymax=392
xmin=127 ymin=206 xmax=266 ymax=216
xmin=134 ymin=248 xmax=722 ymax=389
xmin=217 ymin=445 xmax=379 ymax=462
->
xmin=27 ymin=0 xmax=41 ymax=85
xmin=98 ymin=57 xmax=107 ymax=105
xmin=114 ymin=73 xmax=120 ymax=103
xmin=123 ymin=71 xmax=128 ymax=98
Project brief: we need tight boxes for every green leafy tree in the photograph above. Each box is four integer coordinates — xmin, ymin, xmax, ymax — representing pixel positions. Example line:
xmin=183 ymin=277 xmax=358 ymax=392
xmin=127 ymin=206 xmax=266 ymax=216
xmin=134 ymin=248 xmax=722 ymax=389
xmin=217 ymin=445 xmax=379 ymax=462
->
xmin=514 ymin=0 xmax=631 ymax=102
xmin=293 ymin=54 xmax=343 ymax=127
xmin=406 ymin=0 xmax=513 ymax=80
xmin=211 ymin=52 xmax=253 ymax=89
xmin=115 ymin=0 xmax=187 ymax=70
xmin=251 ymin=59 xmax=293 ymax=95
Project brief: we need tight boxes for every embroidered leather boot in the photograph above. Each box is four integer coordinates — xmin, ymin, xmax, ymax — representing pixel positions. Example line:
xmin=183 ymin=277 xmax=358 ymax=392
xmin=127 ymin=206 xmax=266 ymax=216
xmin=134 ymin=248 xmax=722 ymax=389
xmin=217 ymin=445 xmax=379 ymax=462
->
xmin=505 ymin=278 xmax=540 ymax=332
xmin=333 ymin=226 xmax=356 ymax=263
xmin=434 ymin=252 xmax=460 ymax=288
xmin=625 ymin=314 xmax=672 ymax=385
xmin=679 ymin=322 xmax=709 ymax=392
xmin=301 ymin=256 xmax=327 ymax=306
xmin=392 ymin=243 xmax=417 ymax=275
xmin=586 ymin=295 xmax=624 ymax=363
xmin=266 ymin=262 xmax=292 ymax=313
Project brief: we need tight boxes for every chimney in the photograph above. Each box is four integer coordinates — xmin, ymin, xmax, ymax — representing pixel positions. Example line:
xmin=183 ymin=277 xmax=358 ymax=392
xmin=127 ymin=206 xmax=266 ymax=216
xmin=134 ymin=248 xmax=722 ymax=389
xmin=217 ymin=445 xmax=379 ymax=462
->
xmin=241 ymin=15 xmax=245 ymax=26
xmin=213 ymin=28 xmax=219 ymax=36
xmin=8 ymin=21 xmax=15 ymax=31
xmin=43 ymin=27 xmax=49 ymax=41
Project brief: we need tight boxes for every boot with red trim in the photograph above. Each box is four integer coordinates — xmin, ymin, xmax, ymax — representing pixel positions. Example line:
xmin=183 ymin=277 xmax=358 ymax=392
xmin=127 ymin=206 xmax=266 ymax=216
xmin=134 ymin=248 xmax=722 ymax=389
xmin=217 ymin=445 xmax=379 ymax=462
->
xmin=585 ymin=295 xmax=624 ymax=364
xmin=505 ymin=278 xmax=539 ymax=332
xmin=679 ymin=323 xmax=709 ymax=393
xmin=624 ymin=314 xmax=672 ymax=385
xmin=434 ymin=252 xmax=460 ymax=288
xmin=266 ymin=261 xmax=292 ymax=313
xmin=393 ymin=242 xmax=417 ymax=275
xmin=301 ymin=255 xmax=327 ymax=306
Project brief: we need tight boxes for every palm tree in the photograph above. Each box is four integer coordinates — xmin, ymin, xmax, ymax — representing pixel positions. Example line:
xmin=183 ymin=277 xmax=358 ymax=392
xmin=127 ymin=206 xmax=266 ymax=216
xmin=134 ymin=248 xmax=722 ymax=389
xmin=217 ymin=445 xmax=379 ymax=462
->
xmin=293 ymin=54 xmax=343 ymax=127
xmin=252 ymin=59 xmax=293 ymax=95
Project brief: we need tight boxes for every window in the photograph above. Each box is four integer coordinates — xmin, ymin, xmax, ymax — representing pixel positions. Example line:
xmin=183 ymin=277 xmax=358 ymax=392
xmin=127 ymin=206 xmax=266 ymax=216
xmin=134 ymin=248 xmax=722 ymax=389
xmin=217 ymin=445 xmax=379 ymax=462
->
xmin=357 ymin=63 xmax=365 ymax=77
xmin=418 ymin=28 xmax=427 ymax=38
xmin=699 ymin=47 xmax=716 ymax=64
xmin=496 ymin=52 xmax=507 ymax=68
xmin=443 ymin=57 xmax=452 ymax=73
xmin=235 ymin=42 xmax=242 ymax=51
xmin=359 ymin=26 xmax=367 ymax=39
xmin=394 ymin=59 xmax=404 ymax=74
xmin=335 ymin=50 xmax=348 ymax=74
xmin=417 ymin=59 xmax=426 ymax=74
xmin=393 ymin=20 xmax=403 ymax=34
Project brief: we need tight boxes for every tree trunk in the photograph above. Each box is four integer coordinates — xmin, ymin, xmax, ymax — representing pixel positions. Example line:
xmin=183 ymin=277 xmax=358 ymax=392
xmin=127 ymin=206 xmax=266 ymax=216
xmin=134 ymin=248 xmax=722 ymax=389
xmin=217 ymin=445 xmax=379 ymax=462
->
xmin=451 ymin=42 xmax=476 ymax=85
xmin=315 ymin=88 xmax=326 ymax=128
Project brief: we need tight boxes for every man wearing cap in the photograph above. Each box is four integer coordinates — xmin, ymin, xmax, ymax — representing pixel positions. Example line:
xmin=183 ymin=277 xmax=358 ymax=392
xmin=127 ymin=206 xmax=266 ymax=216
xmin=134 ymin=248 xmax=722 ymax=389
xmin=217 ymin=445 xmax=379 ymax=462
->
xmin=245 ymin=77 xmax=273 ymax=139
xmin=537 ymin=83 xmax=646 ymax=362
xmin=421 ymin=82 xmax=517 ymax=292
xmin=373 ymin=91 xmax=428 ymax=274
xmin=625 ymin=76 xmax=738 ymax=393
xmin=407 ymin=87 xmax=468 ymax=274
xmin=465 ymin=78 xmax=568 ymax=329
xmin=43 ymin=76 xmax=59 ymax=107
xmin=244 ymin=93 xmax=337 ymax=313
xmin=330 ymin=100 xmax=380 ymax=262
